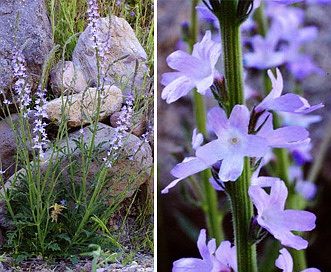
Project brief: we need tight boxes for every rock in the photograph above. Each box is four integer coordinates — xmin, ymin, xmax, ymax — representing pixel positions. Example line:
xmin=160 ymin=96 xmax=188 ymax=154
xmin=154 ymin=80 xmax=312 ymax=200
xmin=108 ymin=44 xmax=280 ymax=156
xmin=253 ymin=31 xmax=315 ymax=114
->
xmin=0 ymin=0 xmax=53 ymax=112
xmin=1 ymin=123 xmax=152 ymax=204
xmin=50 ymin=61 xmax=88 ymax=95
xmin=72 ymin=16 xmax=149 ymax=97
xmin=0 ymin=112 xmax=37 ymax=179
xmin=45 ymin=85 xmax=123 ymax=127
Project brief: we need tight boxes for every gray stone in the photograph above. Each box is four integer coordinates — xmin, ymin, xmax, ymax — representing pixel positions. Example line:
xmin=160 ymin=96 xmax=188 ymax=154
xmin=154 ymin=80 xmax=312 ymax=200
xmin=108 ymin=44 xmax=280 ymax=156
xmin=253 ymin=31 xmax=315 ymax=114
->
xmin=50 ymin=60 xmax=88 ymax=95
xmin=1 ymin=123 xmax=152 ymax=203
xmin=72 ymin=16 xmax=149 ymax=97
xmin=0 ymin=112 xmax=37 ymax=179
xmin=45 ymin=85 xmax=123 ymax=127
xmin=0 ymin=0 xmax=53 ymax=110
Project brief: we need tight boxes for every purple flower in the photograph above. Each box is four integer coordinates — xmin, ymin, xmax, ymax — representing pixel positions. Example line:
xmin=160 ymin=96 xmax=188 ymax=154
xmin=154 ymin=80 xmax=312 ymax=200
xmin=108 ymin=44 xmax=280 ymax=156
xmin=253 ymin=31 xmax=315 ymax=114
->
xmin=192 ymin=128 xmax=203 ymax=150
xmin=173 ymin=229 xmax=236 ymax=272
xmin=289 ymin=165 xmax=317 ymax=200
xmin=276 ymin=248 xmax=320 ymax=272
xmin=244 ymin=32 xmax=285 ymax=69
xmin=161 ymin=31 xmax=221 ymax=103
xmin=197 ymin=106 xmax=268 ymax=181
xmin=248 ymin=179 xmax=316 ymax=250
xmin=256 ymin=112 xmax=309 ymax=149
xmin=255 ymin=69 xmax=324 ymax=114
xmin=161 ymin=105 xmax=268 ymax=193
xmin=254 ymin=0 xmax=304 ymax=7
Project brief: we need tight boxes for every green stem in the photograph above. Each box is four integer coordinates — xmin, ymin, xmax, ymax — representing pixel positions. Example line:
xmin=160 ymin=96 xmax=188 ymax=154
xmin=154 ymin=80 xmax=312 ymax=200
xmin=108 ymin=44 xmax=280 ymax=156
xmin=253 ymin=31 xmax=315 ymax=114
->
xmin=219 ymin=2 xmax=245 ymax=112
xmin=190 ymin=0 xmax=223 ymax=244
xmin=217 ymin=1 xmax=256 ymax=271
xmin=227 ymin=159 xmax=257 ymax=272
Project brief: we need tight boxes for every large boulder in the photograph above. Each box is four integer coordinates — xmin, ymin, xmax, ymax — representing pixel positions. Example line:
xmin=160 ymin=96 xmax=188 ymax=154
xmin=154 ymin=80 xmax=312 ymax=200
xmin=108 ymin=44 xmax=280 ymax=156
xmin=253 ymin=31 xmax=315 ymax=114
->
xmin=72 ymin=16 xmax=149 ymax=97
xmin=0 ymin=0 xmax=53 ymax=111
xmin=45 ymin=85 xmax=123 ymax=127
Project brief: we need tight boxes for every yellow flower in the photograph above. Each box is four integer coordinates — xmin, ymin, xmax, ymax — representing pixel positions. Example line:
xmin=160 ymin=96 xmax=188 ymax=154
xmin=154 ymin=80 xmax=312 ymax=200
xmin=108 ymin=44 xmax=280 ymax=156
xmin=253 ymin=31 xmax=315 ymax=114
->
xmin=49 ymin=203 xmax=67 ymax=222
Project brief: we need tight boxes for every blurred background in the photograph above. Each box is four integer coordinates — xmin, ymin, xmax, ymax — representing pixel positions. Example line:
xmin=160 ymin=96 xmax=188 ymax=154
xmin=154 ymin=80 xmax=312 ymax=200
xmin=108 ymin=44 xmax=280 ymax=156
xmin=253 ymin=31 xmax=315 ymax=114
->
xmin=157 ymin=0 xmax=331 ymax=271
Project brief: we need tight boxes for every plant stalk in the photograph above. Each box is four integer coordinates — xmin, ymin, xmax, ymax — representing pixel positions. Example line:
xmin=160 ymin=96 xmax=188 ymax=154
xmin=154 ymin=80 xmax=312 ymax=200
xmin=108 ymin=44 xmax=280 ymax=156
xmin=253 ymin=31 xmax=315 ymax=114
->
xmin=217 ymin=1 xmax=257 ymax=271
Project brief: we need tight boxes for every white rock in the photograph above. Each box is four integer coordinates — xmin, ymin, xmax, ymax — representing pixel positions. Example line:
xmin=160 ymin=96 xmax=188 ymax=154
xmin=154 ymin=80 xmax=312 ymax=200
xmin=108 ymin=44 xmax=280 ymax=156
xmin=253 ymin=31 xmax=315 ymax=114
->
xmin=72 ymin=16 xmax=149 ymax=97
xmin=45 ymin=85 xmax=123 ymax=127
xmin=50 ymin=61 xmax=88 ymax=95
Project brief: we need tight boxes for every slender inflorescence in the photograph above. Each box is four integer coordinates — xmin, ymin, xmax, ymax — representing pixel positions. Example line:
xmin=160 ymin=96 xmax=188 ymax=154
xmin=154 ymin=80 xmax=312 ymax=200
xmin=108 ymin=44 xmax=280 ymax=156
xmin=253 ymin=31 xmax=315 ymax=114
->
xmin=32 ymin=87 xmax=49 ymax=158
xmin=11 ymin=46 xmax=32 ymax=115
xmin=103 ymin=93 xmax=134 ymax=168
xmin=86 ymin=0 xmax=111 ymax=83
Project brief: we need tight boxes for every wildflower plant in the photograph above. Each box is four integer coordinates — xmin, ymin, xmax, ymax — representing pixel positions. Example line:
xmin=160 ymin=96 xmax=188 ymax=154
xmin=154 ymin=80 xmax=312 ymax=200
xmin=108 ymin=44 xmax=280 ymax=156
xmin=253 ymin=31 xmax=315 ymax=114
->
xmin=160 ymin=0 xmax=325 ymax=271
xmin=0 ymin=0 xmax=153 ymax=265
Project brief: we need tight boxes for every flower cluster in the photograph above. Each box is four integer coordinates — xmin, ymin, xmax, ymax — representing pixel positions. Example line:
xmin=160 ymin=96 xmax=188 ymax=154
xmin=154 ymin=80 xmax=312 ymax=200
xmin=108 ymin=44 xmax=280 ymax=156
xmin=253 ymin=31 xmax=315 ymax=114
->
xmin=244 ymin=1 xmax=324 ymax=79
xmin=11 ymin=46 xmax=32 ymax=115
xmin=103 ymin=93 xmax=134 ymax=168
xmin=32 ymin=87 xmax=49 ymax=159
xmin=161 ymin=0 xmax=325 ymax=270
xmin=173 ymin=229 xmax=236 ymax=272
xmin=86 ymin=0 xmax=111 ymax=83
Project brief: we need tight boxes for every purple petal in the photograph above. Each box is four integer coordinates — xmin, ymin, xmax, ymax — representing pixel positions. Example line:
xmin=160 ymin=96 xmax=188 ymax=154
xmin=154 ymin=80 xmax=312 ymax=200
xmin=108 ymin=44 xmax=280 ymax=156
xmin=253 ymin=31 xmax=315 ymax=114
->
xmin=167 ymin=50 xmax=202 ymax=74
xmin=207 ymin=107 xmax=229 ymax=138
xmin=248 ymin=185 xmax=269 ymax=213
xmin=196 ymin=140 xmax=227 ymax=166
xmin=229 ymin=105 xmax=250 ymax=133
xmin=218 ymin=153 xmax=244 ymax=181
xmin=161 ymin=177 xmax=184 ymax=194
xmin=173 ymin=258 xmax=211 ymax=272
xmin=197 ymin=229 xmax=212 ymax=260
xmin=161 ymin=75 xmax=195 ymax=103
xmin=281 ymin=210 xmax=316 ymax=231
xmin=170 ymin=156 xmax=209 ymax=179
xmin=275 ymin=248 xmax=293 ymax=272
xmin=196 ymin=73 xmax=214 ymax=95
xmin=215 ymin=241 xmax=237 ymax=271
xmin=243 ymin=134 xmax=268 ymax=157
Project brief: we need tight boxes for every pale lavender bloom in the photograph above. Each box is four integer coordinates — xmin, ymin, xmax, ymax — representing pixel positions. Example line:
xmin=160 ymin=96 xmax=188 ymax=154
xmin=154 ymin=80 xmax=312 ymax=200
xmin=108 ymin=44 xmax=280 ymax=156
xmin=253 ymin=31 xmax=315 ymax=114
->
xmin=244 ymin=32 xmax=285 ymax=69
xmin=251 ymin=159 xmax=281 ymax=187
xmin=306 ymin=0 xmax=331 ymax=3
xmin=279 ymin=112 xmax=322 ymax=128
xmin=254 ymin=0 xmax=303 ymax=7
xmin=290 ymin=139 xmax=313 ymax=165
xmin=162 ymin=106 xmax=268 ymax=194
xmin=192 ymin=128 xmax=204 ymax=151
xmin=255 ymin=69 xmax=324 ymax=114
xmin=161 ymin=31 xmax=221 ymax=103
xmin=196 ymin=5 xmax=219 ymax=29
xmin=287 ymin=54 xmax=324 ymax=80
xmin=12 ymin=46 xmax=32 ymax=112
xmin=276 ymin=248 xmax=321 ymax=272
xmin=257 ymin=112 xmax=309 ymax=149
xmin=289 ymin=165 xmax=317 ymax=200
xmin=173 ymin=229 xmax=236 ymax=272
xmin=248 ymin=179 xmax=316 ymax=250
xmin=2 ymin=99 xmax=12 ymax=105
xmin=87 ymin=0 xmax=100 ymax=27
xmin=33 ymin=88 xmax=48 ymax=158
xmin=103 ymin=93 xmax=134 ymax=167
xmin=86 ymin=0 xmax=111 ymax=83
